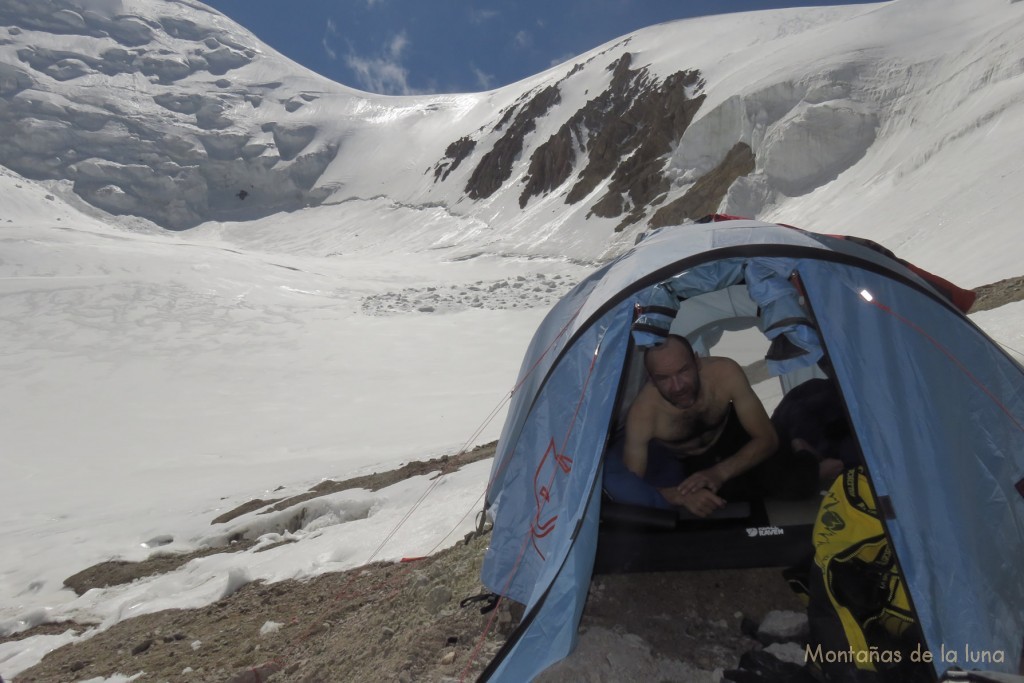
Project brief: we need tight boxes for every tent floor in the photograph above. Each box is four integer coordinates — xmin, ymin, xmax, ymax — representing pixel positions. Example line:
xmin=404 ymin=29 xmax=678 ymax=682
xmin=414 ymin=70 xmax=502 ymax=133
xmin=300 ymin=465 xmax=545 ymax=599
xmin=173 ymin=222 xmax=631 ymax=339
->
xmin=594 ymin=495 xmax=821 ymax=574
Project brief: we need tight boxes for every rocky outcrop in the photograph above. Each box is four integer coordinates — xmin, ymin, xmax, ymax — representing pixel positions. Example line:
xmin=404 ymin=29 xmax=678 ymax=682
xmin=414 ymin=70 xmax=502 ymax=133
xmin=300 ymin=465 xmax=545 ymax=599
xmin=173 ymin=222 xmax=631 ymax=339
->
xmin=519 ymin=55 xmax=705 ymax=228
xmin=464 ymin=85 xmax=561 ymax=200
xmin=442 ymin=51 xmax=707 ymax=231
xmin=649 ymin=142 xmax=755 ymax=229
xmin=433 ymin=136 xmax=476 ymax=181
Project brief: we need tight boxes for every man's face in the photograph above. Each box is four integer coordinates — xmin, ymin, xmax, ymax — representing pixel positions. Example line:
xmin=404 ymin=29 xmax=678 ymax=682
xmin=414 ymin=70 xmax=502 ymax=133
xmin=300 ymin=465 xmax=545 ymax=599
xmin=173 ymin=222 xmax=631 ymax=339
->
xmin=647 ymin=340 xmax=702 ymax=409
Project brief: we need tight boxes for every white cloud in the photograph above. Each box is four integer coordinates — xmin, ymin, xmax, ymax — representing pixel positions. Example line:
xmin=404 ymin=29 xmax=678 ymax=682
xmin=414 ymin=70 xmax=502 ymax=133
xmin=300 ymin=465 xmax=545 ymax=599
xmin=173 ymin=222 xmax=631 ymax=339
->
xmin=471 ymin=65 xmax=495 ymax=91
xmin=469 ymin=9 xmax=498 ymax=24
xmin=345 ymin=31 xmax=415 ymax=95
xmin=387 ymin=32 xmax=408 ymax=60
xmin=513 ymin=30 xmax=531 ymax=49
xmin=323 ymin=18 xmax=338 ymax=61
xmin=549 ymin=52 xmax=576 ymax=68
xmin=346 ymin=55 xmax=411 ymax=95
xmin=323 ymin=38 xmax=337 ymax=61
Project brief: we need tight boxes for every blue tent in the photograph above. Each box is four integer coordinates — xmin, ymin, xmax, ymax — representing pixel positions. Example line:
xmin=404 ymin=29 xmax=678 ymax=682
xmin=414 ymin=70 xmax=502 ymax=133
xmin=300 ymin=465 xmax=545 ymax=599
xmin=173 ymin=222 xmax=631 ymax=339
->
xmin=478 ymin=219 xmax=1024 ymax=681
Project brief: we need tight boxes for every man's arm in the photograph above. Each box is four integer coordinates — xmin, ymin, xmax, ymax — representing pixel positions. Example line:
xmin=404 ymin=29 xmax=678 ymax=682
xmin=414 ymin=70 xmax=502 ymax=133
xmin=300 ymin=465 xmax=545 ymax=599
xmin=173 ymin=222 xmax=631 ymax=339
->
xmin=621 ymin=397 xmax=654 ymax=478
xmin=679 ymin=359 xmax=779 ymax=494
xmin=621 ymin=392 xmax=718 ymax=511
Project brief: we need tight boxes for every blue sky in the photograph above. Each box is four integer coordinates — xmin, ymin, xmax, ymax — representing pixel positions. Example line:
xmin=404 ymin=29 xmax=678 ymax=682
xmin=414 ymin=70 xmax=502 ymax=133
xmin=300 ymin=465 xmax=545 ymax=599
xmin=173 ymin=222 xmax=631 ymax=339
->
xmin=202 ymin=0 xmax=880 ymax=95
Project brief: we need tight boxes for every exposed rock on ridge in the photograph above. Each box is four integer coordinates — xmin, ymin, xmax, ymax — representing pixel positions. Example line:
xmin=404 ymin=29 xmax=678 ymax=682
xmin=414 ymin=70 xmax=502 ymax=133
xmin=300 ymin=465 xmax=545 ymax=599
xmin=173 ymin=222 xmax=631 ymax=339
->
xmin=433 ymin=136 xmax=476 ymax=182
xmin=555 ymin=55 xmax=704 ymax=230
xmin=446 ymin=52 xmax=711 ymax=233
xmin=649 ymin=142 xmax=756 ymax=229
xmin=463 ymin=85 xmax=561 ymax=200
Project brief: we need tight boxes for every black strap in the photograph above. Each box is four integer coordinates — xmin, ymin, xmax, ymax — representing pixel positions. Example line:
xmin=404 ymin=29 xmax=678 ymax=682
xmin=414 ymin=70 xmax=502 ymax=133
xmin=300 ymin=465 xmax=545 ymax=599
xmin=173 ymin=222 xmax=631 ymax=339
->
xmin=460 ymin=592 xmax=500 ymax=614
xmin=629 ymin=323 xmax=669 ymax=338
xmin=635 ymin=305 xmax=679 ymax=318
xmin=764 ymin=316 xmax=812 ymax=332
xmin=765 ymin=335 xmax=809 ymax=361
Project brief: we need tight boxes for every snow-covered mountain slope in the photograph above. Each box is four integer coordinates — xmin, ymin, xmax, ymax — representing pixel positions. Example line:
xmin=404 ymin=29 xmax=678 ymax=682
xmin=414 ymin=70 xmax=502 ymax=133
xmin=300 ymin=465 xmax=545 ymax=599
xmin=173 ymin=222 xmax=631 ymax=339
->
xmin=3 ymin=2 xmax=1024 ymax=677
xmin=2 ymin=0 xmax=1022 ymax=285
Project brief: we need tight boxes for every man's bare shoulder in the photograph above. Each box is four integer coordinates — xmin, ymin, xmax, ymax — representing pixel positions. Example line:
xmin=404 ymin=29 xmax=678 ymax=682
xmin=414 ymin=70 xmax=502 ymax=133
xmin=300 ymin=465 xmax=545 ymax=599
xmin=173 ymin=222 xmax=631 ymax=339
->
xmin=629 ymin=382 xmax=661 ymax=412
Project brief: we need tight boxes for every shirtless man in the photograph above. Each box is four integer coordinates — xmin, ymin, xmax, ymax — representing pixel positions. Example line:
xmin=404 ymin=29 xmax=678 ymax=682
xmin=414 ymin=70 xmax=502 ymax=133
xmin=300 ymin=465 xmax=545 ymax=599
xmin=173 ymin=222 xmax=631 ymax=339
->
xmin=620 ymin=334 xmax=779 ymax=517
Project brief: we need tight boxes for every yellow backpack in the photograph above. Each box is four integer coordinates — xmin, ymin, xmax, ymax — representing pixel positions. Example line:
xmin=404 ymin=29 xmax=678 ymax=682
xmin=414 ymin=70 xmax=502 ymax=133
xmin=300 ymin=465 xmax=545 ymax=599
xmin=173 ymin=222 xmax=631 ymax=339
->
xmin=812 ymin=467 xmax=916 ymax=670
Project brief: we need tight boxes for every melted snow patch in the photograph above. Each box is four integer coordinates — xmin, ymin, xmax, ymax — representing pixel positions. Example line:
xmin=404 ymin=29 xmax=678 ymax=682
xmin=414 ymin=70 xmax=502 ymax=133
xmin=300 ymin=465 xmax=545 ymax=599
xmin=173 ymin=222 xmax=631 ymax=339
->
xmin=204 ymin=494 xmax=378 ymax=548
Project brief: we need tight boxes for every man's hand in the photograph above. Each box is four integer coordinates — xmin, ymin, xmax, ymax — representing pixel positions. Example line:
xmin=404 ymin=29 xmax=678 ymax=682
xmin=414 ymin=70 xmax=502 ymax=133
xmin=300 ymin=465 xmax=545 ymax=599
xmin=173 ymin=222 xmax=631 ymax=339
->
xmin=658 ymin=484 xmax=726 ymax=517
xmin=677 ymin=468 xmax=726 ymax=496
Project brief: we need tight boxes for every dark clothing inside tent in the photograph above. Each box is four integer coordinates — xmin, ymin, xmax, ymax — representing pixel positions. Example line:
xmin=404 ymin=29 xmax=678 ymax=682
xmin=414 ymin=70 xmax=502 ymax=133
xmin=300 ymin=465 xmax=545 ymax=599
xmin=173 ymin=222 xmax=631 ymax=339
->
xmin=771 ymin=377 xmax=859 ymax=469
xmin=603 ymin=401 xmax=820 ymax=510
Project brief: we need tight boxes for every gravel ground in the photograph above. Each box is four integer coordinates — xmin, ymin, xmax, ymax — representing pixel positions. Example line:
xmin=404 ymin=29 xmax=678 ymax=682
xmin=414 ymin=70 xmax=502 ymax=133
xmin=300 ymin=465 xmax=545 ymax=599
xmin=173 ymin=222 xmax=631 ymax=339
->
xmin=6 ymin=446 xmax=800 ymax=683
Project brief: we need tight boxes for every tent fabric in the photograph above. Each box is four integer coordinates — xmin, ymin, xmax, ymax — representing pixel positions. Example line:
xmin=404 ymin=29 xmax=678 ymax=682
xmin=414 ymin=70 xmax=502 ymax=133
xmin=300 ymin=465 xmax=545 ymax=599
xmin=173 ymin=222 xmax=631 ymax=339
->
xmin=484 ymin=262 xmax=613 ymax=499
xmin=483 ymin=469 xmax=604 ymax=682
xmin=479 ymin=307 xmax=632 ymax=682
xmin=631 ymin=256 xmax=824 ymax=375
xmin=479 ymin=219 xmax=1024 ymax=681
xmin=482 ymin=312 xmax=631 ymax=605
xmin=671 ymin=285 xmax=760 ymax=357
xmin=799 ymin=260 xmax=1024 ymax=666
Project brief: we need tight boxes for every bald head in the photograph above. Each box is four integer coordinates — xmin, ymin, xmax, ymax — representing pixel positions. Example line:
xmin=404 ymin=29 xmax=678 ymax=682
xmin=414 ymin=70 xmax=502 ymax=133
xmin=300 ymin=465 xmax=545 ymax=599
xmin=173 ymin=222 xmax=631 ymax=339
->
xmin=643 ymin=334 xmax=696 ymax=373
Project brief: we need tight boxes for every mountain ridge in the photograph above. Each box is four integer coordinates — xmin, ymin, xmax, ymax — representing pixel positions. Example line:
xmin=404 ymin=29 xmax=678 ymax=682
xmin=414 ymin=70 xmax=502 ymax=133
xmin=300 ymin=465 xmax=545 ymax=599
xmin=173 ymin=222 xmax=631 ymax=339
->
xmin=1 ymin=0 xmax=1023 ymax=280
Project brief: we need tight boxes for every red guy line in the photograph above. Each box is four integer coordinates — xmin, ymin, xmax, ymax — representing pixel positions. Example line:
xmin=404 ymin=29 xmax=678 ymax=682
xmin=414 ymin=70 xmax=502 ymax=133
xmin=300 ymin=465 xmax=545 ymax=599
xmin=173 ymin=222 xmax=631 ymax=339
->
xmin=868 ymin=297 xmax=1024 ymax=434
